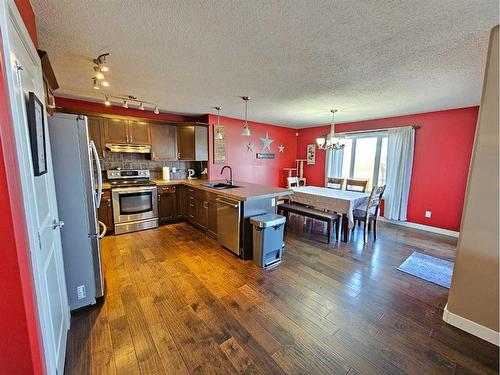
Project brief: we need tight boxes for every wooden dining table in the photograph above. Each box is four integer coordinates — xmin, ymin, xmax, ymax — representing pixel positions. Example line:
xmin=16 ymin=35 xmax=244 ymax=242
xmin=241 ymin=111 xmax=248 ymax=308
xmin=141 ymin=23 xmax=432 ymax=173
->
xmin=289 ymin=186 xmax=370 ymax=242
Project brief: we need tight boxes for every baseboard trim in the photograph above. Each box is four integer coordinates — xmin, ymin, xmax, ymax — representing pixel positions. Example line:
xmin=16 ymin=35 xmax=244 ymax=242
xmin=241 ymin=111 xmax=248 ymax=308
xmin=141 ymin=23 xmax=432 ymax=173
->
xmin=442 ymin=304 xmax=499 ymax=346
xmin=378 ymin=217 xmax=460 ymax=238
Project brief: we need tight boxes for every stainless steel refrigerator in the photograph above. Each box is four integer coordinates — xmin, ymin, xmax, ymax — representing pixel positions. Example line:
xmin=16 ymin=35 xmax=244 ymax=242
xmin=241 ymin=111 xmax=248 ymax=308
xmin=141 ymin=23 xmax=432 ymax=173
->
xmin=49 ymin=113 xmax=105 ymax=310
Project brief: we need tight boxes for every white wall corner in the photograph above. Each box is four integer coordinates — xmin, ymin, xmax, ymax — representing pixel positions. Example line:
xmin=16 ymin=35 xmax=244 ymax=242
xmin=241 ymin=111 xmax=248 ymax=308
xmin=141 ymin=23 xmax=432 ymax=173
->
xmin=442 ymin=304 xmax=499 ymax=346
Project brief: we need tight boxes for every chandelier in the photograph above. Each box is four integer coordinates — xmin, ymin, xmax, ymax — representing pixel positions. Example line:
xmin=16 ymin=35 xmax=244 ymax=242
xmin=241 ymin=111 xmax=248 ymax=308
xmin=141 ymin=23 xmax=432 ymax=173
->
xmin=316 ymin=109 xmax=345 ymax=150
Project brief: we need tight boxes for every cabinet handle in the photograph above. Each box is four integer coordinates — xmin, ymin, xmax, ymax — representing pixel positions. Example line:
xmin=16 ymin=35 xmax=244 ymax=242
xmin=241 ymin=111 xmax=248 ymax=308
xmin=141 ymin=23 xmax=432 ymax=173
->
xmin=177 ymin=152 xmax=181 ymax=159
xmin=130 ymin=134 xmax=133 ymax=143
xmin=151 ymin=151 xmax=155 ymax=159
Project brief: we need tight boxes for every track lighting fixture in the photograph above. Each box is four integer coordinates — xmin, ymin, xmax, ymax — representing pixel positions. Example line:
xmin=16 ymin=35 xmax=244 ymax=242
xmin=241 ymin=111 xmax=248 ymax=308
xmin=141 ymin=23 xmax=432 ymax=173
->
xmin=93 ymin=53 xmax=110 ymax=72
xmin=241 ymin=96 xmax=251 ymax=136
xmin=102 ymin=94 xmax=160 ymax=114
xmin=94 ymin=66 xmax=104 ymax=80
xmin=101 ymin=81 xmax=109 ymax=87
xmin=93 ymin=78 xmax=100 ymax=90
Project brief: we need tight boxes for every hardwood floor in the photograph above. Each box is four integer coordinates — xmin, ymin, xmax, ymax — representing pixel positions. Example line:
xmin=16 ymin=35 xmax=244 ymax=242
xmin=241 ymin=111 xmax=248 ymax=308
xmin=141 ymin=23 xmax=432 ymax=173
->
xmin=65 ymin=216 xmax=499 ymax=374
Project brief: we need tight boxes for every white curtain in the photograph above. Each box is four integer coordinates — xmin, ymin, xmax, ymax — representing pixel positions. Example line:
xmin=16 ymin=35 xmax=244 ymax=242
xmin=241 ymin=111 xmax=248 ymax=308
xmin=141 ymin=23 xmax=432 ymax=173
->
xmin=324 ymin=148 xmax=343 ymax=185
xmin=384 ymin=127 xmax=415 ymax=220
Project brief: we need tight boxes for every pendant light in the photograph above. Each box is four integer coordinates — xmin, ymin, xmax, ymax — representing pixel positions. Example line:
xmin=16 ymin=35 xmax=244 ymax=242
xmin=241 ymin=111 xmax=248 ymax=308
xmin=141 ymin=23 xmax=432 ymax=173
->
xmin=241 ymin=96 xmax=251 ymax=136
xmin=214 ymin=106 xmax=223 ymax=140
xmin=316 ymin=109 xmax=345 ymax=150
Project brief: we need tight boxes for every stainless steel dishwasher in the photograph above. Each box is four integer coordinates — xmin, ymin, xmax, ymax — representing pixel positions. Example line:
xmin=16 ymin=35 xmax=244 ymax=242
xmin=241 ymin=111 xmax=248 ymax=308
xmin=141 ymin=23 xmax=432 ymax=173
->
xmin=216 ymin=196 xmax=241 ymax=256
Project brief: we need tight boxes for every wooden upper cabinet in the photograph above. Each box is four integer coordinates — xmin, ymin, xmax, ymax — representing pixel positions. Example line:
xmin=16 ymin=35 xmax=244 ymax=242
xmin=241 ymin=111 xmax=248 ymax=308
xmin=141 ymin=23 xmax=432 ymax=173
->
xmin=103 ymin=118 xmax=129 ymax=144
xmin=103 ymin=118 xmax=151 ymax=145
xmin=195 ymin=126 xmax=208 ymax=161
xmin=128 ymin=121 xmax=151 ymax=144
xmin=151 ymin=123 xmax=177 ymax=161
xmin=177 ymin=125 xmax=195 ymax=160
xmin=87 ymin=116 xmax=105 ymax=160
xmin=177 ymin=124 xmax=208 ymax=161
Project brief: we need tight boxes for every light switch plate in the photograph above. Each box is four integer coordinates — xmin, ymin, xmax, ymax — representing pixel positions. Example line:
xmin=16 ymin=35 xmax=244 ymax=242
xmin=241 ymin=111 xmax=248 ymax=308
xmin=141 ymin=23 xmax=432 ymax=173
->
xmin=77 ymin=285 xmax=86 ymax=300
xmin=271 ymin=198 xmax=276 ymax=207
xmin=425 ymin=211 xmax=432 ymax=218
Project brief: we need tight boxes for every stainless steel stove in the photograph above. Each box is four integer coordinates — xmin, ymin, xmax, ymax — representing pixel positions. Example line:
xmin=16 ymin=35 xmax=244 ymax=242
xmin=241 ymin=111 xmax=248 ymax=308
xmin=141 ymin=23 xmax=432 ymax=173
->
xmin=107 ymin=169 xmax=158 ymax=234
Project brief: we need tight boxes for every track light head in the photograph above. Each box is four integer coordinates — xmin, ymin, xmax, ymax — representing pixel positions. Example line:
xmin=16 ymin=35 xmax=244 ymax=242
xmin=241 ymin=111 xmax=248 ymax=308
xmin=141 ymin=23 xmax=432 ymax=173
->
xmin=139 ymin=102 xmax=145 ymax=111
xmin=154 ymin=106 xmax=159 ymax=114
xmin=104 ymin=96 xmax=111 ymax=106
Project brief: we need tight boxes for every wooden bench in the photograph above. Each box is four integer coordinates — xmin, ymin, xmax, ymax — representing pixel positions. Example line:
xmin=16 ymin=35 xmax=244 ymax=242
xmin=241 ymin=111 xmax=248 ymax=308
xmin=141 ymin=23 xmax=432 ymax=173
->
xmin=278 ymin=203 xmax=340 ymax=244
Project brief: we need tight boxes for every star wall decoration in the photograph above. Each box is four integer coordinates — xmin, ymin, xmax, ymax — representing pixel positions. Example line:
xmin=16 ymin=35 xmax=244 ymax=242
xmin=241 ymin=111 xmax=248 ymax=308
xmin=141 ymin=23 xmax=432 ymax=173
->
xmin=246 ymin=142 xmax=254 ymax=152
xmin=260 ymin=132 xmax=274 ymax=152
xmin=278 ymin=144 xmax=285 ymax=153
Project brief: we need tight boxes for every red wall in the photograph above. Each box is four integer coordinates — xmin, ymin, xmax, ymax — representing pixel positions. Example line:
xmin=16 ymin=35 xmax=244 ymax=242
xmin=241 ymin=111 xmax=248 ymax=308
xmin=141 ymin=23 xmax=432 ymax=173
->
xmin=296 ymin=107 xmax=479 ymax=231
xmin=0 ymin=1 xmax=44 ymax=374
xmin=207 ymin=114 xmax=298 ymax=187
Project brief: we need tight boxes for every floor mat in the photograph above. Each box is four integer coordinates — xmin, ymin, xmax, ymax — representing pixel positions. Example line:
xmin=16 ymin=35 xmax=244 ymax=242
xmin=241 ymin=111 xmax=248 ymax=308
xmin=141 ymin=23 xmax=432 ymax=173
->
xmin=397 ymin=251 xmax=454 ymax=288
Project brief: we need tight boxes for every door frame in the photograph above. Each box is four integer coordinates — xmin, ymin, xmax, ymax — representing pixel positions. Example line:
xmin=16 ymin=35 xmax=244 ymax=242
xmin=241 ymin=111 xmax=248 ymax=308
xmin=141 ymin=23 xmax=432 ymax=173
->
xmin=0 ymin=0 xmax=70 ymax=372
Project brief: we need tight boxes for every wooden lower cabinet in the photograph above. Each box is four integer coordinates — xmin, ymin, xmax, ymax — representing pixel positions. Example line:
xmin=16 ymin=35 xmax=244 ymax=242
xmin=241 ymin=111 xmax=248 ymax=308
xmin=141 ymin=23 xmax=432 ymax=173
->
xmin=177 ymin=185 xmax=217 ymax=238
xmin=158 ymin=186 xmax=177 ymax=224
xmin=98 ymin=189 xmax=113 ymax=234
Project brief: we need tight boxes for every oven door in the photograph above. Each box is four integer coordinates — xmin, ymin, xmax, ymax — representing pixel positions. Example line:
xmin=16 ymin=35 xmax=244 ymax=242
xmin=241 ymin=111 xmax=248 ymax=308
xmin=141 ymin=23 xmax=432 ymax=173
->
xmin=112 ymin=186 xmax=158 ymax=224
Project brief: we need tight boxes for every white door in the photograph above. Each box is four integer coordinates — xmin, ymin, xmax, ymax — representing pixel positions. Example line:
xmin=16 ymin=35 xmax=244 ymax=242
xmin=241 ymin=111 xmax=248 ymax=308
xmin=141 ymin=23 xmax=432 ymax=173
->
xmin=0 ymin=1 xmax=70 ymax=374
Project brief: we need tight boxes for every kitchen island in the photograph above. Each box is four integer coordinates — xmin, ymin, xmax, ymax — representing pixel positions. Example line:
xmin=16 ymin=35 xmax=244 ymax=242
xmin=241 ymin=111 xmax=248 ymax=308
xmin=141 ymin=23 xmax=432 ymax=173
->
xmin=101 ymin=179 xmax=292 ymax=259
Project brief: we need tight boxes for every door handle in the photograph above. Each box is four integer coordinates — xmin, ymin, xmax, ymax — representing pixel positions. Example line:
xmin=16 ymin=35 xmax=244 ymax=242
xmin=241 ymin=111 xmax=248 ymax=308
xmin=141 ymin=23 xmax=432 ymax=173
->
xmin=52 ymin=219 xmax=65 ymax=230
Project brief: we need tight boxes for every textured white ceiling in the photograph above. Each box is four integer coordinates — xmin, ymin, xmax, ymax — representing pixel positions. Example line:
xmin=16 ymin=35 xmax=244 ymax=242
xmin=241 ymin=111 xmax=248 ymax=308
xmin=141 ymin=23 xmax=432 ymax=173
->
xmin=31 ymin=0 xmax=498 ymax=127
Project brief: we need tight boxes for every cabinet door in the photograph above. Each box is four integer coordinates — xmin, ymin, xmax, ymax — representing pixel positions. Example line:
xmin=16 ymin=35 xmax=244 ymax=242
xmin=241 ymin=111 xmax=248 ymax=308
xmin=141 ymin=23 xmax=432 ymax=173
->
xmin=158 ymin=186 xmax=177 ymax=224
xmin=151 ymin=123 xmax=177 ymax=161
xmin=186 ymin=188 xmax=197 ymax=223
xmin=195 ymin=125 xmax=209 ymax=161
xmin=176 ymin=185 xmax=186 ymax=217
xmin=128 ymin=120 xmax=151 ymax=144
xmin=88 ymin=116 xmax=105 ymax=159
xmin=98 ymin=190 xmax=113 ymax=234
xmin=177 ymin=125 xmax=195 ymax=160
xmin=103 ymin=118 xmax=129 ymax=144
xmin=207 ymin=198 xmax=217 ymax=238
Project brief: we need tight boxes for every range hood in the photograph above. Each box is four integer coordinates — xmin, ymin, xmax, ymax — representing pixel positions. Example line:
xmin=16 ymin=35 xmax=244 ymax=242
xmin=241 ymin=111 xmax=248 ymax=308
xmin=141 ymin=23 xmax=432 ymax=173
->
xmin=105 ymin=143 xmax=151 ymax=154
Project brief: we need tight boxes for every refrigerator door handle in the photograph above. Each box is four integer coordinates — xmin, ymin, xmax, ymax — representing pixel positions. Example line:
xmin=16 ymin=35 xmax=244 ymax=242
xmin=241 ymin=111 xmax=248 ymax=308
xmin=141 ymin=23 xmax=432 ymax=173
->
xmin=89 ymin=140 xmax=103 ymax=208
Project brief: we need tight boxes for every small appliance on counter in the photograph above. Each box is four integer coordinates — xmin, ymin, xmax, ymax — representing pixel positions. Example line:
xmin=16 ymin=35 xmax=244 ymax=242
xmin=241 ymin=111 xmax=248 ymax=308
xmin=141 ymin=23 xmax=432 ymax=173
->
xmin=107 ymin=169 xmax=158 ymax=234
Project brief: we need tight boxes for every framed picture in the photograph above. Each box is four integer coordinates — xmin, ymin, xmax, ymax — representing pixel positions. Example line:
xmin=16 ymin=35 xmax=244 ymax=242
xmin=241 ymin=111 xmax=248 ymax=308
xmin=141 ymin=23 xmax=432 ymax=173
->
xmin=307 ymin=144 xmax=316 ymax=165
xmin=27 ymin=92 xmax=47 ymax=176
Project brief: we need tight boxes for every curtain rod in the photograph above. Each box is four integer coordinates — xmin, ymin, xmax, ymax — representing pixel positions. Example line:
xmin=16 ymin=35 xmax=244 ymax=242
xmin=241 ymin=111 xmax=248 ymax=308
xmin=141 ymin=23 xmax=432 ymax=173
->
xmin=337 ymin=125 xmax=420 ymax=136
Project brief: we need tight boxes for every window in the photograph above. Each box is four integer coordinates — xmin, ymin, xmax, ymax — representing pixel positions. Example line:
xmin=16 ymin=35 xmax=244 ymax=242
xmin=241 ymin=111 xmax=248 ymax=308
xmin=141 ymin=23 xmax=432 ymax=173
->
xmin=329 ymin=132 xmax=388 ymax=190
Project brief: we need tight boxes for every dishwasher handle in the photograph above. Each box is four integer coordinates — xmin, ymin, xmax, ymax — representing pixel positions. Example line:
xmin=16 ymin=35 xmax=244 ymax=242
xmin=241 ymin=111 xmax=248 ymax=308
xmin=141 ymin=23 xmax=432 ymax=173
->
xmin=216 ymin=198 xmax=240 ymax=208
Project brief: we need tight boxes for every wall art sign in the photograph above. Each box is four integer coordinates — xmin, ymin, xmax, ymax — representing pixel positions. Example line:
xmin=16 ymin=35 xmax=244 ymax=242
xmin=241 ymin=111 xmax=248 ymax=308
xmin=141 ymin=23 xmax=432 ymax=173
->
xmin=256 ymin=153 xmax=275 ymax=159
xmin=306 ymin=144 xmax=316 ymax=165
xmin=27 ymin=92 xmax=47 ymax=176
xmin=213 ymin=125 xmax=226 ymax=165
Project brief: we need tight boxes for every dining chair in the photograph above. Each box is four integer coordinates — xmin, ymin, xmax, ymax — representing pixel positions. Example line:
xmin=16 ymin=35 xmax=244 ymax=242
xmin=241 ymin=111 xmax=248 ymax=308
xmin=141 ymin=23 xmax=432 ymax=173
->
xmin=326 ymin=177 xmax=345 ymax=190
xmin=352 ymin=185 xmax=386 ymax=243
xmin=287 ymin=176 xmax=299 ymax=188
xmin=346 ymin=179 xmax=368 ymax=192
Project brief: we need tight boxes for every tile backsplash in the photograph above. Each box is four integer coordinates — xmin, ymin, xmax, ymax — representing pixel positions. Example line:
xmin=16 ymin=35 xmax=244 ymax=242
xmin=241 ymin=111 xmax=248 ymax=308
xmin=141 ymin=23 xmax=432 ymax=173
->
xmin=102 ymin=152 xmax=208 ymax=180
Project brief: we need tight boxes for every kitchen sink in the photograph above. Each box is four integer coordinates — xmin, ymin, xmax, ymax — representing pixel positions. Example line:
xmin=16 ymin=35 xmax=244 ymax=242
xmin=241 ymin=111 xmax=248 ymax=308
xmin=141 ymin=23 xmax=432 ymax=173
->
xmin=202 ymin=182 xmax=240 ymax=190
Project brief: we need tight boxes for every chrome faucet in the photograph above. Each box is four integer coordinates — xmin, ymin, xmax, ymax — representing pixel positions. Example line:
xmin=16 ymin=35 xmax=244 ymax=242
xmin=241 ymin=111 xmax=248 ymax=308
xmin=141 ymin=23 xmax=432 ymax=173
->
xmin=221 ymin=165 xmax=233 ymax=186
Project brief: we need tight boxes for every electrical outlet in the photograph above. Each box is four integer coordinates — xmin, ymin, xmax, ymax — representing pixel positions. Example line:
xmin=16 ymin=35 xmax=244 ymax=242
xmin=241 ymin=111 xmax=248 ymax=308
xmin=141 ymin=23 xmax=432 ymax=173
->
xmin=425 ymin=211 xmax=432 ymax=218
xmin=77 ymin=285 xmax=86 ymax=300
xmin=271 ymin=198 xmax=276 ymax=207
